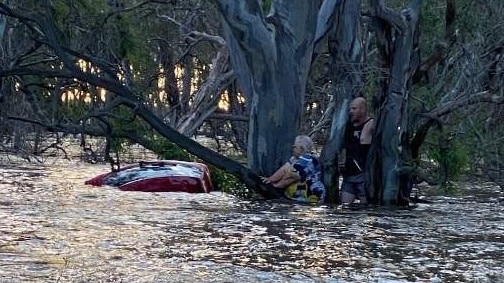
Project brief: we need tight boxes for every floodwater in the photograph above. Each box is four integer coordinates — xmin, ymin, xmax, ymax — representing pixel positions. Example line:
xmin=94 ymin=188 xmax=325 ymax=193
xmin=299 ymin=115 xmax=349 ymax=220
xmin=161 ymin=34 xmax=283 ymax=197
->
xmin=1 ymin=160 xmax=503 ymax=282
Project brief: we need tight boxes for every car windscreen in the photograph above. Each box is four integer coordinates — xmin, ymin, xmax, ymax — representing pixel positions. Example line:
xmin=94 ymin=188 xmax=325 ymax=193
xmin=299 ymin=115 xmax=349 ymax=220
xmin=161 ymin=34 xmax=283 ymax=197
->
xmin=103 ymin=165 xmax=203 ymax=187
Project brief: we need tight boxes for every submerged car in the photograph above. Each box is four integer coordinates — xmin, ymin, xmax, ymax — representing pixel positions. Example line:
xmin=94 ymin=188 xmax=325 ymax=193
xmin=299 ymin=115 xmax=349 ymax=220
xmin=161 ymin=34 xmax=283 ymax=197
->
xmin=85 ymin=160 xmax=213 ymax=193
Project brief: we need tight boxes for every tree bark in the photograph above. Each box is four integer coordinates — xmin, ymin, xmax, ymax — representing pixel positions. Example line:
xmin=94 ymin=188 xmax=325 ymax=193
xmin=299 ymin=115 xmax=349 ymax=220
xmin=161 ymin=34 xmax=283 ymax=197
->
xmin=215 ymin=0 xmax=320 ymax=175
xmin=319 ymin=0 xmax=363 ymax=204
xmin=369 ymin=0 xmax=422 ymax=205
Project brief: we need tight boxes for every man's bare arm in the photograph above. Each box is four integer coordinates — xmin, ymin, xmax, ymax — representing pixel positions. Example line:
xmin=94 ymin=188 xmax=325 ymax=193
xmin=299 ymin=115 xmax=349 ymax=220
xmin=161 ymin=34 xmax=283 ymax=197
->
xmin=360 ymin=119 xmax=374 ymax=144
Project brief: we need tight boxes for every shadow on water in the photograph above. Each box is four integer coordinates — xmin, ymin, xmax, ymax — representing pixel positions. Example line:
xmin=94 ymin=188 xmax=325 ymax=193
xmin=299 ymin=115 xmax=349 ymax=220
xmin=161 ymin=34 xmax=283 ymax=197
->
xmin=1 ymin=160 xmax=503 ymax=282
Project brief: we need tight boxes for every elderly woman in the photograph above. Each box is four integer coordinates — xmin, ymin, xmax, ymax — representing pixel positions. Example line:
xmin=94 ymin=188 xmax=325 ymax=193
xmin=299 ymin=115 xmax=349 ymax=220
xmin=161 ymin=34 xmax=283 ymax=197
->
xmin=260 ymin=135 xmax=326 ymax=203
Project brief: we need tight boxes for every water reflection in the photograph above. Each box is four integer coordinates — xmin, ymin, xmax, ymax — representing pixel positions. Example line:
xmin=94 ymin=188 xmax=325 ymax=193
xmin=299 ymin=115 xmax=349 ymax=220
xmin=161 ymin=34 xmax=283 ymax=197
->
xmin=1 ymin=161 xmax=503 ymax=282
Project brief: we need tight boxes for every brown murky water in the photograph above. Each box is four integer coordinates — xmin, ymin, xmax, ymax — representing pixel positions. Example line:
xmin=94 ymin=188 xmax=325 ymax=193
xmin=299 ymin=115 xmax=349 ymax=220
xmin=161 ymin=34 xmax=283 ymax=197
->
xmin=1 ymin=159 xmax=503 ymax=282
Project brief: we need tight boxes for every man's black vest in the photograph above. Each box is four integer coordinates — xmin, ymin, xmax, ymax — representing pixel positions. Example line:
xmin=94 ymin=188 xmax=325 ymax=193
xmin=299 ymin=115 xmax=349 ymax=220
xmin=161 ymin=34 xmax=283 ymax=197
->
xmin=343 ymin=118 xmax=372 ymax=177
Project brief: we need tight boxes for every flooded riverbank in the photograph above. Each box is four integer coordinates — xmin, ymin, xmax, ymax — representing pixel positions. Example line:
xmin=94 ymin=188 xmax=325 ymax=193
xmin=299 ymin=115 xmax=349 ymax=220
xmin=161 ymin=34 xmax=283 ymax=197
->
xmin=1 ymin=160 xmax=503 ymax=282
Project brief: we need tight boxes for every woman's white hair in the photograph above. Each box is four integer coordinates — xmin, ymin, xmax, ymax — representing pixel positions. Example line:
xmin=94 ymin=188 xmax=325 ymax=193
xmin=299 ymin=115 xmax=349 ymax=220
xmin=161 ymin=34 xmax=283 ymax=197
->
xmin=293 ymin=135 xmax=313 ymax=152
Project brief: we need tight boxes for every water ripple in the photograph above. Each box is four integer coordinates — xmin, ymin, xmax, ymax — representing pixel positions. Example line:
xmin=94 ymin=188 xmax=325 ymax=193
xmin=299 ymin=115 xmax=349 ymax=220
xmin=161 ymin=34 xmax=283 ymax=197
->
xmin=1 ymin=161 xmax=503 ymax=282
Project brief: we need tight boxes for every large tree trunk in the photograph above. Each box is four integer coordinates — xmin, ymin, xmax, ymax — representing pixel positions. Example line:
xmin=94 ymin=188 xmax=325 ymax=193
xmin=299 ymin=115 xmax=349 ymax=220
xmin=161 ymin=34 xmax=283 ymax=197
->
xmin=369 ymin=0 xmax=422 ymax=205
xmin=215 ymin=1 xmax=319 ymax=175
xmin=319 ymin=0 xmax=363 ymax=204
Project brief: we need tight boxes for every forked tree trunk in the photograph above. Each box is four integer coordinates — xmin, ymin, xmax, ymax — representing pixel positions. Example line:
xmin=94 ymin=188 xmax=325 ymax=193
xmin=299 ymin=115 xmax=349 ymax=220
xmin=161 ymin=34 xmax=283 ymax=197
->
xmin=215 ymin=1 xmax=320 ymax=175
xmin=368 ymin=0 xmax=422 ymax=205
